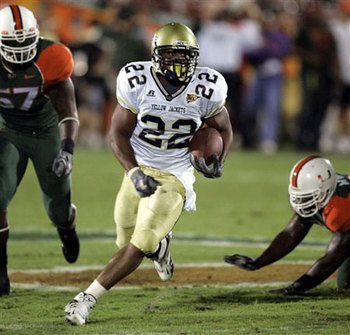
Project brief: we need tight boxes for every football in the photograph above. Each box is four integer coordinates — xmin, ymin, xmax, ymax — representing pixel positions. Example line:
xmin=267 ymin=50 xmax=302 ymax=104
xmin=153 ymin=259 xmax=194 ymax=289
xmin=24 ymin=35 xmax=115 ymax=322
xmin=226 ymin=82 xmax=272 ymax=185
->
xmin=189 ymin=127 xmax=223 ymax=164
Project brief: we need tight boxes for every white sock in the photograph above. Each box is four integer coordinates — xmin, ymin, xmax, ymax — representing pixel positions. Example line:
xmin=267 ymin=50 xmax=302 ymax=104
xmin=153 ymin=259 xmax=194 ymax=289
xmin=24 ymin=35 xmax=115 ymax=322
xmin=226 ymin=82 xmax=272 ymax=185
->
xmin=85 ymin=279 xmax=107 ymax=299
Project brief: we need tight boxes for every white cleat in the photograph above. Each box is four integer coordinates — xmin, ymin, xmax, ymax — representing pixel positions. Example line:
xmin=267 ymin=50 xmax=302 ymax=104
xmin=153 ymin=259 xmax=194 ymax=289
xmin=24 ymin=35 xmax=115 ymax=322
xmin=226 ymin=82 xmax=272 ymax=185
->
xmin=65 ymin=292 xmax=96 ymax=325
xmin=152 ymin=232 xmax=174 ymax=281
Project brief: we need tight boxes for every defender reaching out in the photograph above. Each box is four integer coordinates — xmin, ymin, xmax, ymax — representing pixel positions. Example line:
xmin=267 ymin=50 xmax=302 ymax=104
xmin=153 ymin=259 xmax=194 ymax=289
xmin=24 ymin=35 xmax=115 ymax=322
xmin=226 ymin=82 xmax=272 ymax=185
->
xmin=225 ymin=155 xmax=350 ymax=294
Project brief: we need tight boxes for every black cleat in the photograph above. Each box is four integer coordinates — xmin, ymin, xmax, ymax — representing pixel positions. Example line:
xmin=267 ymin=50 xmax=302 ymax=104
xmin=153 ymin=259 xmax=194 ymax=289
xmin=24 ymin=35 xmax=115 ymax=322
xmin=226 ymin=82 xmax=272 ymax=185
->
xmin=57 ymin=205 xmax=80 ymax=263
xmin=0 ymin=268 xmax=10 ymax=296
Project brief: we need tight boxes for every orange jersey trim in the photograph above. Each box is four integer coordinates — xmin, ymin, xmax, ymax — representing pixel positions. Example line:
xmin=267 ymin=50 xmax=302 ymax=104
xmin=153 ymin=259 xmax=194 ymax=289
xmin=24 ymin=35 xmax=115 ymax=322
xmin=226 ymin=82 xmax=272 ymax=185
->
xmin=36 ymin=43 xmax=73 ymax=90
xmin=323 ymin=194 xmax=350 ymax=232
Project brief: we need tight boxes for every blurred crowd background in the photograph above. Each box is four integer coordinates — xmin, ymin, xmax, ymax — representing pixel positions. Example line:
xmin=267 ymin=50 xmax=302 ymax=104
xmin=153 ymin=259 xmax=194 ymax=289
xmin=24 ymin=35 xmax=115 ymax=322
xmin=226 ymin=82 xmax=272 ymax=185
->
xmin=4 ymin=0 xmax=350 ymax=154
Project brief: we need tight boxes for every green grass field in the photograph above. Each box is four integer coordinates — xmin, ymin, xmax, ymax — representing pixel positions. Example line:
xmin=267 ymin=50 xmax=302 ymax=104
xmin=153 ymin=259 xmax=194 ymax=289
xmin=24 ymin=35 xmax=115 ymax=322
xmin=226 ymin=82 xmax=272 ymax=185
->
xmin=1 ymin=148 xmax=350 ymax=334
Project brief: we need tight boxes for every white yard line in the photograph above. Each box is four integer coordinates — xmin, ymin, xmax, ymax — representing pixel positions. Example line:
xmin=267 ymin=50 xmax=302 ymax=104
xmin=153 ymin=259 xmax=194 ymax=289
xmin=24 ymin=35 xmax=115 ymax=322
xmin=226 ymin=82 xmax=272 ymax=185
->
xmin=9 ymin=260 xmax=314 ymax=274
xmin=11 ymin=279 xmax=335 ymax=292
xmin=173 ymin=240 xmax=326 ymax=250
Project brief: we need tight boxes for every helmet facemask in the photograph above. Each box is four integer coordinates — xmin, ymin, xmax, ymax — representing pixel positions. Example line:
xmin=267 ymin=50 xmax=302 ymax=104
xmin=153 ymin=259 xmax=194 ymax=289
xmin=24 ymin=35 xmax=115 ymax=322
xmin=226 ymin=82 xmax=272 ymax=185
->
xmin=153 ymin=45 xmax=199 ymax=85
xmin=1 ymin=28 xmax=39 ymax=64
xmin=289 ymin=187 xmax=326 ymax=217
xmin=0 ymin=5 xmax=40 ymax=64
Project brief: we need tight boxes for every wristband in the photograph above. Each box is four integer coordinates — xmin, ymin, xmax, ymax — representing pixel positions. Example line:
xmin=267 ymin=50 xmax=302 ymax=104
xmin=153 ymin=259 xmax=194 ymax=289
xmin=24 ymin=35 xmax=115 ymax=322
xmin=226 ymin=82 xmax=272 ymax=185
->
xmin=58 ymin=117 xmax=80 ymax=126
xmin=61 ymin=138 xmax=75 ymax=154
xmin=0 ymin=226 xmax=10 ymax=233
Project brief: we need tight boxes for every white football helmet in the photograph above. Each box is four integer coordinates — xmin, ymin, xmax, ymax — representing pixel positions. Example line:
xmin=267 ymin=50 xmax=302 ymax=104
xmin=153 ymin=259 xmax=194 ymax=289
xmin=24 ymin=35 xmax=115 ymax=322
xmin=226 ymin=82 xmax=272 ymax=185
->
xmin=288 ymin=155 xmax=337 ymax=217
xmin=0 ymin=5 xmax=39 ymax=64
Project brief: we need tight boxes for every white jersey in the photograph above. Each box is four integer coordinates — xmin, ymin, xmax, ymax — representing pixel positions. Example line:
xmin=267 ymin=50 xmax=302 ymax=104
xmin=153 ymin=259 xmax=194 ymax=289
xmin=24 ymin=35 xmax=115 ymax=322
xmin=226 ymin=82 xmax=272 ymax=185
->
xmin=116 ymin=61 xmax=227 ymax=210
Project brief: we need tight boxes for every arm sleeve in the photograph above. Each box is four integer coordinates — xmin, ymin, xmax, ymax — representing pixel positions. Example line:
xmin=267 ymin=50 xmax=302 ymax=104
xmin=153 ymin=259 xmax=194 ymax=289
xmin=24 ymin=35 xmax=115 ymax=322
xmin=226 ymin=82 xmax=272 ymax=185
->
xmin=36 ymin=43 xmax=73 ymax=91
xmin=324 ymin=196 xmax=350 ymax=233
xmin=116 ymin=65 xmax=139 ymax=114
xmin=203 ymin=70 xmax=228 ymax=119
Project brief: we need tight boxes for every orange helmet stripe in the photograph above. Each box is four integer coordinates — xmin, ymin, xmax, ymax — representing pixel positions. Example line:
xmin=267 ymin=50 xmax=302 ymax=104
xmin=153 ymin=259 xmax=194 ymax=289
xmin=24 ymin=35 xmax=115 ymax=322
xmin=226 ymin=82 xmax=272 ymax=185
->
xmin=10 ymin=5 xmax=23 ymax=30
xmin=292 ymin=155 xmax=320 ymax=187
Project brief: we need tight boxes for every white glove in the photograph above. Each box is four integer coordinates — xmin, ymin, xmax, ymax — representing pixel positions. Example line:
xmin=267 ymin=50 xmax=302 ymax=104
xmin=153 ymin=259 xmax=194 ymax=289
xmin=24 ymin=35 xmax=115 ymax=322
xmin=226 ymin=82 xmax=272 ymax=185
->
xmin=52 ymin=150 xmax=73 ymax=178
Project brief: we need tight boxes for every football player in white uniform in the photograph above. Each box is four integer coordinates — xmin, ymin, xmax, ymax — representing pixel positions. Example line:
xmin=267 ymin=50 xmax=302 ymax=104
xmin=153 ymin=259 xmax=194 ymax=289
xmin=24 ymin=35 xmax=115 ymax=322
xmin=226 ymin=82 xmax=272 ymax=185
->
xmin=65 ymin=22 xmax=233 ymax=325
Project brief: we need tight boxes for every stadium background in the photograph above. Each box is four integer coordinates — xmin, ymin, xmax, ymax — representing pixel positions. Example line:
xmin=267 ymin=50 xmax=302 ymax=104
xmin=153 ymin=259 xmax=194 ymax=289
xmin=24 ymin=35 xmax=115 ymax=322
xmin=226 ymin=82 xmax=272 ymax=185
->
xmin=1 ymin=0 xmax=350 ymax=333
xmin=3 ymin=0 xmax=349 ymax=153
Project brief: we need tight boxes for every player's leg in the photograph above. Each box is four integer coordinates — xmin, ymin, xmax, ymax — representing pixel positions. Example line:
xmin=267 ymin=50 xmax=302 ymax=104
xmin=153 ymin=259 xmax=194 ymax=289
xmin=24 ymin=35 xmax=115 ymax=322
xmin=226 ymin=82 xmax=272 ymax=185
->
xmin=114 ymin=173 xmax=139 ymax=249
xmin=132 ymin=167 xmax=185 ymax=280
xmin=65 ymin=170 xmax=185 ymax=324
xmin=65 ymin=243 xmax=144 ymax=325
xmin=337 ymin=257 xmax=350 ymax=289
xmin=97 ymin=171 xmax=185 ymax=286
xmin=97 ymin=169 xmax=185 ymax=284
xmin=30 ymin=127 xmax=79 ymax=263
xmin=0 ymin=209 xmax=10 ymax=296
xmin=0 ymin=137 xmax=28 ymax=295
xmin=65 ymin=174 xmax=141 ymax=325
xmin=100 ymin=168 xmax=185 ymax=284
xmin=96 ymin=173 xmax=141 ymax=289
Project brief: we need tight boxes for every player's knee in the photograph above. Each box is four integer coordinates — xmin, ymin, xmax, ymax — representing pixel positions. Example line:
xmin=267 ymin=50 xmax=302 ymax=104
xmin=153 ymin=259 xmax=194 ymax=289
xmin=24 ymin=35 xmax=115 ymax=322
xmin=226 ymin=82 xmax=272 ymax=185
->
xmin=116 ymin=226 xmax=134 ymax=249
xmin=131 ymin=230 xmax=159 ymax=254
xmin=116 ymin=234 xmax=130 ymax=250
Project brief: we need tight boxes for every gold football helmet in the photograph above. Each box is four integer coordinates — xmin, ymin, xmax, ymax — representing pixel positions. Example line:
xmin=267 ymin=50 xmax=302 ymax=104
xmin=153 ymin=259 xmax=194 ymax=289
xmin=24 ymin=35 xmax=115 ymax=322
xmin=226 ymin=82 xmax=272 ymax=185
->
xmin=151 ymin=22 xmax=199 ymax=85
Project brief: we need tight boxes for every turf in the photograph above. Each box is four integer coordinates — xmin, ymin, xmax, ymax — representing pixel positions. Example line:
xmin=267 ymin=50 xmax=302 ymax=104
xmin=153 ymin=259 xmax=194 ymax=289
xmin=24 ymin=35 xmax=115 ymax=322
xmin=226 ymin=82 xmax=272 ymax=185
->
xmin=2 ymin=148 xmax=350 ymax=334
xmin=1 ymin=285 xmax=350 ymax=334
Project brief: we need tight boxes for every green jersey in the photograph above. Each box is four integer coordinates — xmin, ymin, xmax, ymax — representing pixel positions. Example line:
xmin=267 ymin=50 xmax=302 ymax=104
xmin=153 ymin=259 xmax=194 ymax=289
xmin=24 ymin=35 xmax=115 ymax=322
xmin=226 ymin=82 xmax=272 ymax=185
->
xmin=0 ymin=38 xmax=73 ymax=132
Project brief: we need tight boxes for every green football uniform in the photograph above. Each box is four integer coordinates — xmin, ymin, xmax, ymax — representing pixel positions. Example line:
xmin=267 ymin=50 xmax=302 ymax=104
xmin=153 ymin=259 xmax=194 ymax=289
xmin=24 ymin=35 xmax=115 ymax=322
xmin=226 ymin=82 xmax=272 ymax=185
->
xmin=0 ymin=37 xmax=75 ymax=226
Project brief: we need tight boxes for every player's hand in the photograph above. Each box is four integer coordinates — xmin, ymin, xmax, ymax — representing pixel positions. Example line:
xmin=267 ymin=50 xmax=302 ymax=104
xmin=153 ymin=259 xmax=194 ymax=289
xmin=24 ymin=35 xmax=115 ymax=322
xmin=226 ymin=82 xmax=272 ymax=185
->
xmin=269 ymin=281 xmax=307 ymax=295
xmin=224 ymin=254 xmax=260 ymax=271
xmin=189 ymin=154 xmax=222 ymax=178
xmin=269 ymin=285 xmax=306 ymax=295
xmin=130 ymin=169 xmax=160 ymax=197
xmin=52 ymin=150 xmax=73 ymax=178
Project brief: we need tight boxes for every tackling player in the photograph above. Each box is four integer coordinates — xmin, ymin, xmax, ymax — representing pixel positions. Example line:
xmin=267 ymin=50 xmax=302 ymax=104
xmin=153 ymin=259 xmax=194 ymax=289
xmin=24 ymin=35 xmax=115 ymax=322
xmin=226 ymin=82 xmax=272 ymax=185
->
xmin=0 ymin=5 xmax=80 ymax=296
xmin=225 ymin=155 xmax=350 ymax=294
xmin=65 ymin=22 xmax=233 ymax=325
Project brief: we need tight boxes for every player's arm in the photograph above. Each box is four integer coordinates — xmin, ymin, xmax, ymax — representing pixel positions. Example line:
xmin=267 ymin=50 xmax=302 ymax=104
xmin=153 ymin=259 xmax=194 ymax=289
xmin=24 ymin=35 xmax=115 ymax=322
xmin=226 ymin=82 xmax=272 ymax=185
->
xmin=37 ymin=43 xmax=79 ymax=177
xmin=190 ymin=106 xmax=233 ymax=178
xmin=224 ymin=214 xmax=312 ymax=270
xmin=205 ymin=106 xmax=233 ymax=164
xmin=48 ymin=78 xmax=79 ymax=142
xmin=48 ymin=78 xmax=79 ymax=177
xmin=270 ymin=230 xmax=350 ymax=294
xmin=109 ymin=103 xmax=137 ymax=171
xmin=109 ymin=103 xmax=159 ymax=197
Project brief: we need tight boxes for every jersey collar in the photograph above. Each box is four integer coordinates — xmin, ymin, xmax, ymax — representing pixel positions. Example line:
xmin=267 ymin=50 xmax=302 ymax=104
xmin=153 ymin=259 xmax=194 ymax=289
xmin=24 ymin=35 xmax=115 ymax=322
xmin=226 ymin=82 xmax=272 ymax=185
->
xmin=150 ymin=66 xmax=189 ymax=101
